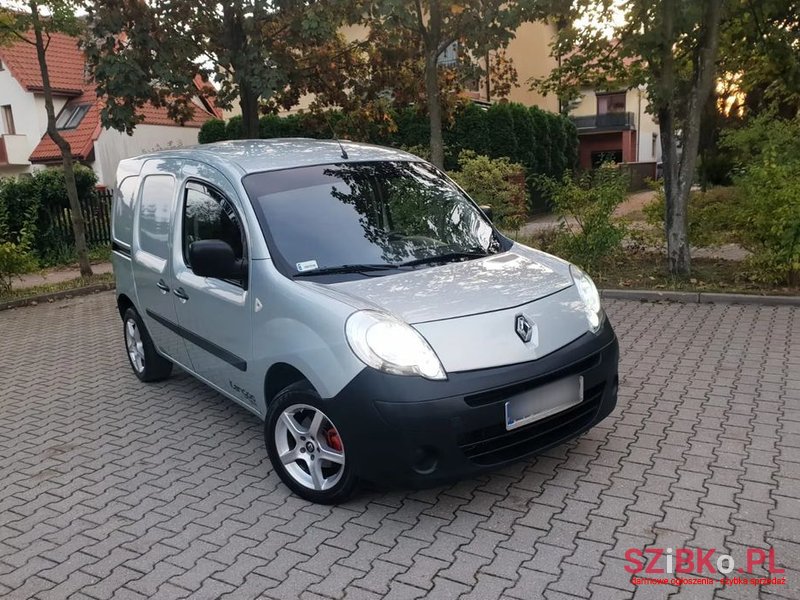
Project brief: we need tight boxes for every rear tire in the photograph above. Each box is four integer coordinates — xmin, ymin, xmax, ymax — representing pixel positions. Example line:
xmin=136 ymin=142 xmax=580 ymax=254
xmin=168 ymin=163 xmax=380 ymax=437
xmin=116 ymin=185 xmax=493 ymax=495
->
xmin=122 ymin=307 xmax=173 ymax=382
xmin=265 ymin=381 xmax=357 ymax=504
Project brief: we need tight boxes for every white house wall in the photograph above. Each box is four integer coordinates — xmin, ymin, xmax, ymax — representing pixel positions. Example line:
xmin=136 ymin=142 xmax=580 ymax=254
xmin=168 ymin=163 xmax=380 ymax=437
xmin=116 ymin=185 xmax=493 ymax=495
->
xmin=0 ymin=68 xmax=67 ymax=177
xmin=92 ymin=124 xmax=201 ymax=186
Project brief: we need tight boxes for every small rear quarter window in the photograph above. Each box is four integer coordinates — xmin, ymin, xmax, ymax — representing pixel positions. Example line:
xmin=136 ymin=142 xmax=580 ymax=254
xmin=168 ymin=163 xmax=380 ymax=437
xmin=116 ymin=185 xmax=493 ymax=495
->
xmin=138 ymin=175 xmax=176 ymax=259
xmin=112 ymin=176 xmax=138 ymax=248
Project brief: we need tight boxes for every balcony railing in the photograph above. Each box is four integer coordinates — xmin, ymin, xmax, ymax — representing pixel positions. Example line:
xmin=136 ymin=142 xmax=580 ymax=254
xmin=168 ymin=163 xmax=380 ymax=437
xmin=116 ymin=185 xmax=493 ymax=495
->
xmin=570 ymin=112 xmax=636 ymax=131
xmin=0 ymin=134 xmax=30 ymax=166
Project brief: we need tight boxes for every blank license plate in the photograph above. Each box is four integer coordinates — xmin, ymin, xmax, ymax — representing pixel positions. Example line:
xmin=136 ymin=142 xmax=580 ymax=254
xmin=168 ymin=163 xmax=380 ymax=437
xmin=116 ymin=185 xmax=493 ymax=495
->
xmin=504 ymin=376 xmax=584 ymax=431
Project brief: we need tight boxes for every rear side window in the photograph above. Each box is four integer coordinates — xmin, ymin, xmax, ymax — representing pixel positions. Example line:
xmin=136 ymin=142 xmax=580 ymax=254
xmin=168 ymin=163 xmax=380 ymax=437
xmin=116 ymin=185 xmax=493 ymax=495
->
xmin=112 ymin=176 xmax=138 ymax=247
xmin=138 ymin=175 xmax=175 ymax=259
xmin=182 ymin=182 xmax=245 ymax=265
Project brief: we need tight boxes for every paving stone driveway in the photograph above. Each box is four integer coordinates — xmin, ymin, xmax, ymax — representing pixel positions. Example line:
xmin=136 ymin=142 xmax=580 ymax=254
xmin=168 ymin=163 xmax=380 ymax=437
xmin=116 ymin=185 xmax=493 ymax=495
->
xmin=0 ymin=292 xmax=798 ymax=600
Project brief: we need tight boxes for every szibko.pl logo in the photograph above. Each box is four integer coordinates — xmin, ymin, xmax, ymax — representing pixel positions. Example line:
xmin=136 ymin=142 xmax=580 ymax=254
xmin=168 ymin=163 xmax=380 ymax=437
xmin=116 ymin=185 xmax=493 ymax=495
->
xmin=624 ymin=547 xmax=785 ymax=586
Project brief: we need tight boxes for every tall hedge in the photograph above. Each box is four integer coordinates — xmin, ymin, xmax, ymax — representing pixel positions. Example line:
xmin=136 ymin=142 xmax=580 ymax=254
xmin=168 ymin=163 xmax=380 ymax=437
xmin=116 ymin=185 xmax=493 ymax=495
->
xmin=0 ymin=165 xmax=99 ymax=262
xmin=198 ymin=101 xmax=578 ymax=180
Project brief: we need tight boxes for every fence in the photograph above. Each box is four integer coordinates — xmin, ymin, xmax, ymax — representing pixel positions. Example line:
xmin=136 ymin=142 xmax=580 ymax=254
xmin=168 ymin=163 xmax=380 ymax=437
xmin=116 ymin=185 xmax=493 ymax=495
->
xmin=620 ymin=161 xmax=658 ymax=191
xmin=46 ymin=188 xmax=113 ymax=248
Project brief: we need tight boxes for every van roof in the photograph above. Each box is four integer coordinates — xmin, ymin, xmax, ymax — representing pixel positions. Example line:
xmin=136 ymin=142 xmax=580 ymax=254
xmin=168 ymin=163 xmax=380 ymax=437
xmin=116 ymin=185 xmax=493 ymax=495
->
xmin=120 ymin=138 xmax=421 ymax=177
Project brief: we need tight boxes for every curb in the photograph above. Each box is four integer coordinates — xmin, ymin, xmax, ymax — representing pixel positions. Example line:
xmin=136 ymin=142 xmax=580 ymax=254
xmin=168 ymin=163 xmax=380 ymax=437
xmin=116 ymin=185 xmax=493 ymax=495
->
xmin=0 ymin=282 xmax=115 ymax=311
xmin=601 ymin=288 xmax=800 ymax=306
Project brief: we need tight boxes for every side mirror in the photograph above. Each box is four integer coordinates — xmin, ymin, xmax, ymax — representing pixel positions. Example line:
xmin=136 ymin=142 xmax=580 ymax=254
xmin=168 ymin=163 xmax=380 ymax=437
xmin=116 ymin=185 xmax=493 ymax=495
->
xmin=479 ymin=204 xmax=494 ymax=222
xmin=189 ymin=239 xmax=246 ymax=281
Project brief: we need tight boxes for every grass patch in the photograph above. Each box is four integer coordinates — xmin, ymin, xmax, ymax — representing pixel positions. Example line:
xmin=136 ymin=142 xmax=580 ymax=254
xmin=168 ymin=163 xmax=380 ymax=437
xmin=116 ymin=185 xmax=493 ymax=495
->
xmin=0 ymin=272 xmax=115 ymax=304
xmin=587 ymin=254 xmax=800 ymax=295
xmin=514 ymin=229 xmax=798 ymax=296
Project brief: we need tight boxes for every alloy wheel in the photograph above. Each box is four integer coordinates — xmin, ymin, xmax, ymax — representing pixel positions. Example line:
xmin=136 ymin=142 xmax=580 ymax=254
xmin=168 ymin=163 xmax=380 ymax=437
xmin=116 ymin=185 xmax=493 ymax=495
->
xmin=274 ymin=403 xmax=345 ymax=491
xmin=125 ymin=318 xmax=145 ymax=374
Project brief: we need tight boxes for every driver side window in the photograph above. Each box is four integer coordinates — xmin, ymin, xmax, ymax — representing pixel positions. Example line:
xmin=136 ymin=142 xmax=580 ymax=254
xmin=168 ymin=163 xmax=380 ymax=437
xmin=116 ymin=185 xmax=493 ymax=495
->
xmin=182 ymin=181 xmax=246 ymax=284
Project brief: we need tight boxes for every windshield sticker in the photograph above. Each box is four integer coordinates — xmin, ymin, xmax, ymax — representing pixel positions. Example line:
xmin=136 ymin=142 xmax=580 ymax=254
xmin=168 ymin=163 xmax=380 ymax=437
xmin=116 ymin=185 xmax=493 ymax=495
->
xmin=296 ymin=260 xmax=319 ymax=272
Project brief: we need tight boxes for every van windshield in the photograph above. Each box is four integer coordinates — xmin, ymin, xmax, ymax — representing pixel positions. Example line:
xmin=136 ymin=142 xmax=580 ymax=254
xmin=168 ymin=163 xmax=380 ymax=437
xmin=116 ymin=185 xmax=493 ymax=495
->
xmin=243 ymin=161 xmax=503 ymax=278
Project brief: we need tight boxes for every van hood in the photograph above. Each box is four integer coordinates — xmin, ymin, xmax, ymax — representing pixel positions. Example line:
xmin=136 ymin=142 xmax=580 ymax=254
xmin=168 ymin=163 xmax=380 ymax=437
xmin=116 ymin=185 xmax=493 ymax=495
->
xmin=307 ymin=244 xmax=573 ymax=324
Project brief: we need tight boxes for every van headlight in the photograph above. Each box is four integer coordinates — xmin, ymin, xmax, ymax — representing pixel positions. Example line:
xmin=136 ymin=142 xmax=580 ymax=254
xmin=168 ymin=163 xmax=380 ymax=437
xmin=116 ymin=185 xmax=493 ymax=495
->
xmin=345 ymin=310 xmax=447 ymax=380
xmin=570 ymin=265 xmax=603 ymax=333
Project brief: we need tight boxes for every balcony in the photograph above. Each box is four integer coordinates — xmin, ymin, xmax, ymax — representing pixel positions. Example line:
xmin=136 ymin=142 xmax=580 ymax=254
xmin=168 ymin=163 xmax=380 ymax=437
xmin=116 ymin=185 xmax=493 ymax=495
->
xmin=0 ymin=134 xmax=30 ymax=166
xmin=570 ymin=112 xmax=636 ymax=131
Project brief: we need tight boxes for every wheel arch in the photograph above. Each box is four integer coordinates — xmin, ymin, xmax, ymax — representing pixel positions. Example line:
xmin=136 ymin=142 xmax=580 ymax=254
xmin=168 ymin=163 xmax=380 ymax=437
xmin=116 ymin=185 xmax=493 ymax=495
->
xmin=264 ymin=362 xmax=314 ymax=405
xmin=117 ymin=293 xmax=135 ymax=319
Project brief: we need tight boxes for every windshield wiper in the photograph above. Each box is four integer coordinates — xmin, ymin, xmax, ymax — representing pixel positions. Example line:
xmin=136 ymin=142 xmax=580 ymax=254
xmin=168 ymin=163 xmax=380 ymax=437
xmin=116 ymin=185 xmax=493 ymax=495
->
xmin=293 ymin=263 xmax=401 ymax=278
xmin=400 ymin=251 xmax=489 ymax=268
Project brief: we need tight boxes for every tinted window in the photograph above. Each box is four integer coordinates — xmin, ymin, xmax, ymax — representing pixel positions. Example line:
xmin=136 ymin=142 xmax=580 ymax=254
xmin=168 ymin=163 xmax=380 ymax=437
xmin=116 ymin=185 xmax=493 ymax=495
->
xmin=138 ymin=175 xmax=175 ymax=258
xmin=243 ymin=162 xmax=499 ymax=278
xmin=113 ymin=176 xmax=138 ymax=246
xmin=182 ymin=182 xmax=245 ymax=269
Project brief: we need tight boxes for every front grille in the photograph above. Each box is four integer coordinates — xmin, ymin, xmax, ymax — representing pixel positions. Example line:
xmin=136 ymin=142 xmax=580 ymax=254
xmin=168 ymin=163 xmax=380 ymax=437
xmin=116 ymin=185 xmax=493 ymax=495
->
xmin=463 ymin=353 xmax=601 ymax=408
xmin=457 ymin=381 xmax=605 ymax=465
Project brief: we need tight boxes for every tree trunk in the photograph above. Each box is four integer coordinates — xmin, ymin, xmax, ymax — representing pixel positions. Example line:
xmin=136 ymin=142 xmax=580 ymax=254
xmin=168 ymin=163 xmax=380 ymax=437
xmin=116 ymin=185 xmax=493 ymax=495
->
xmin=656 ymin=0 xmax=724 ymax=276
xmin=238 ymin=83 xmax=260 ymax=138
xmin=659 ymin=109 xmax=691 ymax=275
xmin=425 ymin=52 xmax=445 ymax=168
xmin=30 ymin=2 xmax=91 ymax=277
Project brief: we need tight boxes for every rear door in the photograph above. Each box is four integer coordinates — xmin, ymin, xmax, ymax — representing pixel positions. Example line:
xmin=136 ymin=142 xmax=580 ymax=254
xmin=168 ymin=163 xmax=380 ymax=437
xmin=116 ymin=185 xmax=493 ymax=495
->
xmin=131 ymin=160 xmax=192 ymax=368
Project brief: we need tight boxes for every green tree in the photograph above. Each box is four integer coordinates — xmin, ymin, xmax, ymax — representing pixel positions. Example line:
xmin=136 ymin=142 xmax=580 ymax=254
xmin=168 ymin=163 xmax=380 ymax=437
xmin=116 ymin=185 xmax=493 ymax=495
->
xmin=85 ymin=1 xmax=357 ymax=138
xmin=0 ymin=0 xmax=92 ymax=276
xmin=364 ymin=0 xmax=542 ymax=168
xmin=535 ymin=0 xmax=799 ymax=275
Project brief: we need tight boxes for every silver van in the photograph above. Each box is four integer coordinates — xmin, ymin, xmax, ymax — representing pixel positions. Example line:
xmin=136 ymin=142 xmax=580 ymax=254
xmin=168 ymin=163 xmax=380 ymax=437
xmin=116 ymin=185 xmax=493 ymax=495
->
xmin=111 ymin=139 xmax=619 ymax=503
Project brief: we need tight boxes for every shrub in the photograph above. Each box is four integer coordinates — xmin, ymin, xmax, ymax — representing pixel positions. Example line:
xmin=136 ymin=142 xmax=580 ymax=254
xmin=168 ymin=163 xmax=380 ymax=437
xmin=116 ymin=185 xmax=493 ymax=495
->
xmin=448 ymin=151 xmax=528 ymax=232
xmin=225 ymin=115 xmax=244 ymax=139
xmin=198 ymin=119 xmax=228 ymax=144
xmin=0 ymin=166 xmax=99 ymax=264
xmin=210 ymin=102 xmax=577 ymax=185
xmin=535 ymin=163 xmax=628 ymax=271
xmin=643 ymin=186 xmax=741 ymax=248
xmin=0 ymin=192 xmax=37 ymax=292
xmin=644 ymin=162 xmax=800 ymax=286
xmin=721 ymin=113 xmax=800 ymax=169
xmin=734 ymin=159 xmax=800 ymax=285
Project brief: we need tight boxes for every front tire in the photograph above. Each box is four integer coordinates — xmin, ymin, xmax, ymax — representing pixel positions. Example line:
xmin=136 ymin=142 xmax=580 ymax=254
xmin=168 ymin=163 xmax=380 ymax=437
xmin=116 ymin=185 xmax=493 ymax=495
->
xmin=265 ymin=382 xmax=357 ymax=504
xmin=122 ymin=307 xmax=173 ymax=382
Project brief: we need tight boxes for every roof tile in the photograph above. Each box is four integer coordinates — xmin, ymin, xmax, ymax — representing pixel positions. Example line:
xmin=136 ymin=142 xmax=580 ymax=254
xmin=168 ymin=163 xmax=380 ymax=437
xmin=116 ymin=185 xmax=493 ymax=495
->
xmin=0 ymin=32 xmax=220 ymax=163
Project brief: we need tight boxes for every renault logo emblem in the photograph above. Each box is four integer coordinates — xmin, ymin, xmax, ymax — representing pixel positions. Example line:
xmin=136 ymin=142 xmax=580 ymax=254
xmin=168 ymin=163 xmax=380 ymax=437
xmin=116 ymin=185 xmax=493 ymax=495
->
xmin=515 ymin=314 xmax=536 ymax=344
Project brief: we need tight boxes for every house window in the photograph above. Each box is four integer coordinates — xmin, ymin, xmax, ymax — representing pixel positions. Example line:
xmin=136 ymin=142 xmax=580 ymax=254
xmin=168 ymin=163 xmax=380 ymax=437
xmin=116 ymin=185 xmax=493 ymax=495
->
xmin=597 ymin=92 xmax=626 ymax=114
xmin=437 ymin=41 xmax=458 ymax=68
xmin=1 ymin=105 xmax=15 ymax=135
xmin=651 ymin=133 xmax=658 ymax=158
xmin=55 ymin=103 xmax=90 ymax=130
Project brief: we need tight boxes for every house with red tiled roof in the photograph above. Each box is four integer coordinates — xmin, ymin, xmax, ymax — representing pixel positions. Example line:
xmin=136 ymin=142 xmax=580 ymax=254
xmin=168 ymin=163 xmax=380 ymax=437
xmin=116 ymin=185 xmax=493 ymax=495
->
xmin=0 ymin=31 xmax=220 ymax=185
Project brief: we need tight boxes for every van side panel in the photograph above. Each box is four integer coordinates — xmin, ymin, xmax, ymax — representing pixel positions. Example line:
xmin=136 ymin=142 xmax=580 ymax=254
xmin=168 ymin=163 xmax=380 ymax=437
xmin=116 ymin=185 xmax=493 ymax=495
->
xmin=111 ymin=162 xmax=143 ymax=314
xmin=248 ymin=259 xmax=366 ymax=406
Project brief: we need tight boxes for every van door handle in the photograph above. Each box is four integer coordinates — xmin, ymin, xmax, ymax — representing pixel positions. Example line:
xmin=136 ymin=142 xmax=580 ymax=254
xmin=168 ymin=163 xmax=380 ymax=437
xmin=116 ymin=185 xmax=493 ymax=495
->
xmin=156 ymin=279 xmax=170 ymax=294
xmin=173 ymin=287 xmax=189 ymax=302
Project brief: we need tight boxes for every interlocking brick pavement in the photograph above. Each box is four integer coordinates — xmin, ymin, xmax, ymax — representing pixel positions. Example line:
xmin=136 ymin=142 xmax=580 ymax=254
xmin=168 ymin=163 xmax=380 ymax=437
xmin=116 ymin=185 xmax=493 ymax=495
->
xmin=1 ymin=292 xmax=798 ymax=599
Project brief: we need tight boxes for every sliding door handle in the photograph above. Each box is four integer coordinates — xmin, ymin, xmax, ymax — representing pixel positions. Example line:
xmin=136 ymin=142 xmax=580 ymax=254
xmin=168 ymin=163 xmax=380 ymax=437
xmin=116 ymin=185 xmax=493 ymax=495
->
xmin=173 ymin=287 xmax=189 ymax=302
xmin=156 ymin=279 xmax=170 ymax=294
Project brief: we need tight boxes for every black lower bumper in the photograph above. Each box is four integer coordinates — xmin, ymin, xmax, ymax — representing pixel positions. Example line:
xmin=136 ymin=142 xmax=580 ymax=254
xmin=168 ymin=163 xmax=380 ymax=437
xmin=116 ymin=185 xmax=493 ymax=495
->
xmin=323 ymin=319 xmax=619 ymax=487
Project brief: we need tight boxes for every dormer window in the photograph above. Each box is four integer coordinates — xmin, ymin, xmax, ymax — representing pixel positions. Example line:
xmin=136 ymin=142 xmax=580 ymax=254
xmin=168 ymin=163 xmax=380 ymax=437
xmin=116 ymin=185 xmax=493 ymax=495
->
xmin=56 ymin=103 xmax=90 ymax=130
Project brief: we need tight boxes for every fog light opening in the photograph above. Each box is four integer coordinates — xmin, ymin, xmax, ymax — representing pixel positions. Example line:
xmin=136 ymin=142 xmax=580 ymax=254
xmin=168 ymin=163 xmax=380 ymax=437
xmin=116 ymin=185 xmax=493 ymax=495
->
xmin=412 ymin=445 xmax=439 ymax=475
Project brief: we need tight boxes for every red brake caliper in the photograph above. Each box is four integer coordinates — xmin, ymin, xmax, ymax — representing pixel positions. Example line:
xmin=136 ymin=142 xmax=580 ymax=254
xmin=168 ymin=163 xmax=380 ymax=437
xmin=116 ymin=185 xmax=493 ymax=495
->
xmin=326 ymin=428 xmax=343 ymax=452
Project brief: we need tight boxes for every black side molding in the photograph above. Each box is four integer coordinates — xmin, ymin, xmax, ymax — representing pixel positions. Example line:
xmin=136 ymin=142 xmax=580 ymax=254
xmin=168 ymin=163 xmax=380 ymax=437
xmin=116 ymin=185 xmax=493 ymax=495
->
xmin=146 ymin=309 xmax=247 ymax=372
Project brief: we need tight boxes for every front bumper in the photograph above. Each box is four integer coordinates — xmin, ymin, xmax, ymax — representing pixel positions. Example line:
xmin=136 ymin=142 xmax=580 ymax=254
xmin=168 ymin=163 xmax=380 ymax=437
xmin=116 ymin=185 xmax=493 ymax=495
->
xmin=323 ymin=319 xmax=619 ymax=487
